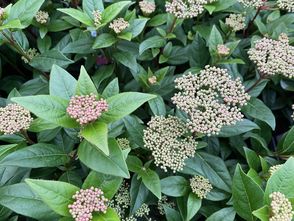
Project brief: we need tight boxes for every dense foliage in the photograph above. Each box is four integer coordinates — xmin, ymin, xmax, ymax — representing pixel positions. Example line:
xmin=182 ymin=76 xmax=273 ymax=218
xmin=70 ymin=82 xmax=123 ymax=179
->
xmin=0 ymin=0 xmax=294 ymax=220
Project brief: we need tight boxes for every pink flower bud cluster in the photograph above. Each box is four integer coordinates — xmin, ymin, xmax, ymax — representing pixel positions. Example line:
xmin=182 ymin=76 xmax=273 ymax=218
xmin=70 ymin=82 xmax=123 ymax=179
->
xmin=172 ymin=66 xmax=250 ymax=136
xmin=139 ymin=0 xmax=156 ymax=15
xmin=67 ymin=94 xmax=108 ymax=125
xmin=165 ymin=0 xmax=217 ymax=19
xmin=68 ymin=187 xmax=108 ymax=221
xmin=248 ymin=33 xmax=294 ymax=78
xmin=217 ymin=44 xmax=230 ymax=56
xmin=270 ymin=192 xmax=293 ymax=221
xmin=278 ymin=0 xmax=294 ymax=12
xmin=143 ymin=115 xmax=197 ymax=172
xmin=0 ymin=104 xmax=33 ymax=135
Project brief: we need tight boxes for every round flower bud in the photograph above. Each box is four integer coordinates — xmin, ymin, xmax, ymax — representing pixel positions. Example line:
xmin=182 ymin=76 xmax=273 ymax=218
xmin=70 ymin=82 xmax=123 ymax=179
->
xmin=217 ymin=44 xmax=230 ymax=56
xmin=35 ymin=10 xmax=49 ymax=24
xmin=248 ymin=33 xmax=294 ymax=78
xmin=21 ymin=48 xmax=39 ymax=64
xmin=143 ymin=115 xmax=197 ymax=173
xmin=109 ymin=18 xmax=129 ymax=34
xmin=269 ymin=164 xmax=282 ymax=176
xmin=68 ymin=187 xmax=108 ymax=221
xmin=0 ymin=104 xmax=33 ymax=135
xmin=148 ymin=76 xmax=157 ymax=85
xmin=172 ymin=66 xmax=250 ymax=136
xmin=66 ymin=94 xmax=108 ymax=126
xmin=225 ymin=14 xmax=246 ymax=32
xmin=190 ymin=175 xmax=212 ymax=199
xmin=269 ymin=192 xmax=293 ymax=221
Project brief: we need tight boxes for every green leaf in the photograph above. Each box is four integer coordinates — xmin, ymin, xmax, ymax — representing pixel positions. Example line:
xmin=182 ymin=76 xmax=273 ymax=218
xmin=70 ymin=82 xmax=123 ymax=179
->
xmin=244 ymin=147 xmax=260 ymax=171
xmin=93 ymin=208 xmax=120 ymax=221
xmin=0 ymin=143 xmax=23 ymax=161
xmin=58 ymin=8 xmax=93 ymax=26
xmin=160 ymin=176 xmax=189 ymax=197
xmin=206 ymin=0 xmax=236 ymax=12
xmin=62 ymin=37 xmax=95 ymax=54
xmin=101 ymin=1 xmax=132 ymax=24
xmin=0 ymin=143 xmax=69 ymax=168
xmin=50 ymin=65 xmax=77 ymax=99
xmin=76 ymin=66 xmax=98 ymax=96
xmin=218 ymin=119 xmax=260 ymax=137
xmin=232 ymin=165 xmax=264 ymax=221
xmin=78 ymin=139 xmax=130 ymax=178
xmin=80 ymin=121 xmax=109 ymax=155
xmin=83 ymin=0 xmax=104 ymax=17
xmin=182 ymin=152 xmax=232 ymax=193
xmin=83 ymin=171 xmax=122 ymax=199
xmin=187 ymin=193 xmax=201 ymax=220
xmin=30 ymin=50 xmax=74 ymax=72
xmin=12 ymin=95 xmax=78 ymax=128
xmin=25 ymin=179 xmax=79 ymax=217
xmin=0 ymin=183 xmax=58 ymax=220
xmin=128 ymin=18 xmax=149 ymax=38
xmin=208 ymin=25 xmax=223 ymax=52
xmin=130 ymin=175 xmax=149 ymax=214
xmin=252 ymin=206 xmax=269 ymax=221
xmin=8 ymin=0 xmax=45 ymax=28
xmin=123 ymin=115 xmax=145 ymax=147
xmin=264 ymin=157 xmax=294 ymax=203
xmin=101 ymin=92 xmax=156 ymax=123
xmin=206 ymin=207 xmax=236 ymax=221
xmin=280 ymin=126 xmax=294 ymax=154
xmin=242 ymin=97 xmax=276 ymax=130
xmin=113 ymin=51 xmax=138 ymax=72
xmin=0 ymin=19 xmax=22 ymax=30
xmin=148 ymin=96 xmax=166 ymax=116
xmin=102 ymin=78 xmax=119 ymax=98
xmin=141 ymin=168 xmax=161 ymax=199
xmin=164 ymin=206 xmax=182 ymax=221
xmin=93 ymin=33 xmax=117 ymax=49
xmin=139 ymin=36 xmax=166 ymax=55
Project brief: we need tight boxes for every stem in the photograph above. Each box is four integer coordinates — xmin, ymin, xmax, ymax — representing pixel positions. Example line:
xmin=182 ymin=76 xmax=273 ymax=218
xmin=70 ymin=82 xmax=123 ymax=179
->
xmin=245 ymin=74 xmax=265 ymax=93
xmin=21 ymin=130 xmax=35 ymax=145
xmin=243 ymin=7 xmax=261 ymax=37
xmin=167 ymin=17 xmax=177 ymax=34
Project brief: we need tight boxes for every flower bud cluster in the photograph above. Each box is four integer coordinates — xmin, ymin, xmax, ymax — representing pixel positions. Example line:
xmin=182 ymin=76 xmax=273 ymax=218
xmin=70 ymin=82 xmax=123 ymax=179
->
xmin=165 ymin=0 xmax=217 ymax=19
xmin=109 ymin=182 xmax=130 ymax=218
xmin=248 ymin=34 xmax=294 ymax=78
xmin=35 ymin=10 xmax=49 ymax=24
xmin=158 ymin=195 xmax=175 ymax=215
xmin=237 ymin=0 xmax=265 ymax=8
xmin=0 ymin=104 xmax=33 ymax=135
xmin=0 ymin=7 xmax=5 ymax=20
xmin=117 ymin=138 xmax=130 ymax=150
xmin=67 ymin=94 xmax=108 ymax=125
xmin=225 ymin=14 xmax=246 ymax=32
xmin=269 ymin=164 xmax=282 ymax=176
xmin=139 ymin=0 xmax=156 ymax=15
xmin=143 ymin=115 xmax=197 ymax=172
xmin=92 ymin=10 xmax=102 ymax=26
xmin=269 ymin=192 xmax=293 ymax=221
xmin=190 ymin=175 xmax=212 ymax=199
xmin=21 ymin=48 xmax=39 ymax=64
xmin=217 ymin=44 xmax=230 ymax=56
xmin=172 ymin=66 xmax=250 ymax=136
xmin=277 ymin=0 xmax=294 ymax=12
xmin=68 ymin=187 xmax=108 ymax=221
xmin=109 ymin=18 xmax=129 ymax=34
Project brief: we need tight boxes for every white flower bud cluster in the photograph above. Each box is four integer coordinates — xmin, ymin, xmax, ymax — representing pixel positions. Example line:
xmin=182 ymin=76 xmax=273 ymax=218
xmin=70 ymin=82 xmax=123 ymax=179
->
xmin=190 ymin=175 xmax=212 ymax=199
xmin=248 ymin=34 xmax=294 ymax=78
xmin=157 ymin=195 xmax=175 ymax=215
xmin=148 ymin=76 xmax=157 ymax=85
xmin=217 ymin=44 xmax=230 ymax=56
xmin=165 ymin=0 xmax=217 ymax=19
xmin=0 ymin=104 xmax=33 ymax=135
xmin=237 ymin=0 xmax=265 ymax=8
xmin=172 ymin=66 xmax=250 ymax=136
xmin=225 ymin=14 xmax=246 ymax=32
xmin=139 ymin=0 xmax=156 ymax=15
xmin=117 ymin=138 xmax=130 ymax=150
xmin=269 ymin=192 xmax=293 ymax=221
xmin=35 ymin=10 xmax=49 ymax=24
xmin=109 ymin=18 xmax=129 ymax=34
xmin=109 ymin=182 xmax=130 ymax=218
xmin=21 ymin=48 xmax=39 ymax=64
xmin=277 ymin=0 xmax=294 ymax=12
xmin=269 ymin=164 xmax=282 ymax=176
xmin=143 ymin=116 xmax=197 ymax=172
xmin=92 ymin=10 xmax=102 ymax=26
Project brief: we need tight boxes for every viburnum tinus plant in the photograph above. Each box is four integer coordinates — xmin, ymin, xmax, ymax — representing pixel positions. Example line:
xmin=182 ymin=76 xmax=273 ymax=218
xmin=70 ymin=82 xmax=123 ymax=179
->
xmin=0 ymin=0 xmax=294 ymax=220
